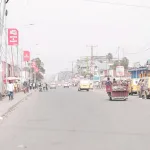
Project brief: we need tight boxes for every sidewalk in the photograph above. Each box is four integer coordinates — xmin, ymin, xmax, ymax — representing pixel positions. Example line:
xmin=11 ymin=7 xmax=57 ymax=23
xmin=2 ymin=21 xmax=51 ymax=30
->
xmin=0 ymin=91 xmax=32 ymax=117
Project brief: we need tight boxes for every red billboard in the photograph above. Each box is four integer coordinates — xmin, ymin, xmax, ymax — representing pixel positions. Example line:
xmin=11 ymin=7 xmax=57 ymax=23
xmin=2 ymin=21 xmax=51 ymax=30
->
xmin=8 ymin=28 xmax=19 ymax=46
xmin=23 ymin=51 xmax=30 ymax=62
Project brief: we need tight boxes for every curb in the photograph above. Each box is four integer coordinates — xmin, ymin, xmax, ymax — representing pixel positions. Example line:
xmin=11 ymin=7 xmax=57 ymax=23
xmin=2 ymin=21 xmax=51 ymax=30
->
xmin=1 ymin=92 xmax=32 ymax=118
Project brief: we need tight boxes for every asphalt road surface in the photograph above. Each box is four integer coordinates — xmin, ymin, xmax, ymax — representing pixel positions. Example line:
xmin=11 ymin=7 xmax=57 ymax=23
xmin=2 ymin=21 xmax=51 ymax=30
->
xmin=0 ymin=88 xmax=150 ymax=149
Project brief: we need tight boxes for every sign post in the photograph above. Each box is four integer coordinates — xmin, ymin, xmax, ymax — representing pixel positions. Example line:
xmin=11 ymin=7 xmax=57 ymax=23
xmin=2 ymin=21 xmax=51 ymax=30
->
xmin=23 ymin=51 xmax=30 ymax=80
xmin=7 ymin=28 xmax=19 ymax=77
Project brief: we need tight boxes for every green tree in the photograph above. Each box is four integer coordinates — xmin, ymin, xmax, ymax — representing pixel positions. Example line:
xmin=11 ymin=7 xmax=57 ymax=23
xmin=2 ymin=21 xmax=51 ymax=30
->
xmin=32 ymin=57 xmax=45 ymax=74
xmin=120 ymin=57 xmax=129 ymax=69
xmin=112 ymin=57 xmax=129 ymax=69
xmin=106 ymin=53 xmax=113 ymax=62
xmin=31 ymin=57 xmax=46 ymax=81
xmin=112 ymin=60 xmax=119 ymax=69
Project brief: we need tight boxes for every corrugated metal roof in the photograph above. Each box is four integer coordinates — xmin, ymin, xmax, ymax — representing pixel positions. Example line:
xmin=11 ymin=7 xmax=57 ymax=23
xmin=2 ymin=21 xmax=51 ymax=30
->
xmin=128 ymin=67 xmax=148 ymax=72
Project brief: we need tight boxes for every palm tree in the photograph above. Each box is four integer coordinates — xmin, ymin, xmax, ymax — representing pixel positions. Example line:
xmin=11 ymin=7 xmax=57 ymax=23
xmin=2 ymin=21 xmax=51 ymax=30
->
xmin=6 ymin=0 xmax=9 ymax=3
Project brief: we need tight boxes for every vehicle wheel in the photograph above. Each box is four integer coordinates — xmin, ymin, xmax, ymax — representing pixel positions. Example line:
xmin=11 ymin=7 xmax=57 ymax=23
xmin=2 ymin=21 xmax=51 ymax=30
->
xmin=87 ymin=89 xmax=89 ymax=92
xmin=124 ymin=98 xmax=127 ymax=101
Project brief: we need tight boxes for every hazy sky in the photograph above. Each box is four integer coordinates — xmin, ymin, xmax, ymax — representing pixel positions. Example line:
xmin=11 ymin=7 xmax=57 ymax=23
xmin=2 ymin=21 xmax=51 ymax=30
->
xmin=6 ymin=0 xmax=150 ymax=74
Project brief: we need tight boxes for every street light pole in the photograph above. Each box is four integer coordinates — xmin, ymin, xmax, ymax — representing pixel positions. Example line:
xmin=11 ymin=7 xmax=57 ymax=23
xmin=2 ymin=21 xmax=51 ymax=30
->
xmin=86 ymin=45 xmax=98 ymax=79
xmin=5 ymin=8 xmax=8 ymax=91
xmin=0 ymin=1 xmax=8 ymax=99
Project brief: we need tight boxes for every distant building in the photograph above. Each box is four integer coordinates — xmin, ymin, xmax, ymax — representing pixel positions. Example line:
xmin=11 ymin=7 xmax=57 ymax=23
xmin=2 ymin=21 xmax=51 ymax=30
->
xmin=128 ymin=60 xmax=150 ymax=78
xmin=128 ymin=67 xmax=149 ymax=78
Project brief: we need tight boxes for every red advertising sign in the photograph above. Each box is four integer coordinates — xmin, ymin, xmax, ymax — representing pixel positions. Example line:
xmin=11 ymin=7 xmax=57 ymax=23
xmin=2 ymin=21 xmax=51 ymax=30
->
xmin=23 ymin=51 xmax=30 ymax=62
xmin=8 ymin=28 xmax=19 ymax=46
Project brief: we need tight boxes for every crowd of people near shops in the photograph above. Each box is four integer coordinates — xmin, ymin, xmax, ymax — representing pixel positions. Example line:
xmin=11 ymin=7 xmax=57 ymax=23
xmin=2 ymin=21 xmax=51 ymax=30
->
xmin=6 ymin=80 xmax=49 ymax=100
xmin=22 ymin=81 xmax=48 ymax=93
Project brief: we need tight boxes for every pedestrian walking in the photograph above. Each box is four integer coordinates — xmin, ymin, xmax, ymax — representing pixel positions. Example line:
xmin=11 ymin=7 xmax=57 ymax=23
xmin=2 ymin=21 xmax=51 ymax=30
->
xmin=139 ymin=79 xmax=145 ymax=99
xmin=7 ymin=81 xmax=14 ymax=100
xmin=138 ymin=79 xmax=142 ymax=98
xmin=45 ymin=83 xmax=48 ymax=91
xmin=23 ymin=81 xmax=29 ymax=93
xmin=29 ymin=82 xmax=32 ymax=90
xmin=33 ymin=82 xmax=36 ymax=89
xmin=141 ymin=79 xmax=145 ymax=99
xmin=14 ymin=81 xmax=17 ymax=93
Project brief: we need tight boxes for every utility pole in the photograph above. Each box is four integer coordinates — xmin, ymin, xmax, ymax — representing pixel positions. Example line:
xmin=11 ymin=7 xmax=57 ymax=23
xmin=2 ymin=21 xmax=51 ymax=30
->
xmin=16 ymin=45 xmax=19 ymax=76
xmin=0 ymin=1 xmax=7 ymax=99
xmin=72 ymin=61 xmax=73 ymax=75
xmin=20 ymin=49 xmax=23 ymax=83
xmin=87 ymin=45 xmax=98 ymax=76
xmin=5 ymin=8 xmax=8 ymax=91
xmin=118 ymin=47 xmax=120 ymax=65
xmin=11 ymin=46 xmax=14 ymax=76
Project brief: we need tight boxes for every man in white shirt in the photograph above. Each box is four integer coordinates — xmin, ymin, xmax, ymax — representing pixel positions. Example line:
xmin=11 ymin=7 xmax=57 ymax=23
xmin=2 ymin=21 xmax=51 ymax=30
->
xmin=7 ymin=81 xmax=14 ymax=100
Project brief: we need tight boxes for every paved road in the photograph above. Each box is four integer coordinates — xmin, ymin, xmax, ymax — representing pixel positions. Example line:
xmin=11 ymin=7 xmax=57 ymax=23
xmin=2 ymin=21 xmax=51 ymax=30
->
xmin=0 ymin=88 xmax=150 ymax=149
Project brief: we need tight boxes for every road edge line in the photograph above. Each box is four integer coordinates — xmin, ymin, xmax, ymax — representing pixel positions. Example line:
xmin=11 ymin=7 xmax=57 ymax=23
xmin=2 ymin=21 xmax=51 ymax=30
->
xmin=1 ymin=92 xmax=32 ymax=118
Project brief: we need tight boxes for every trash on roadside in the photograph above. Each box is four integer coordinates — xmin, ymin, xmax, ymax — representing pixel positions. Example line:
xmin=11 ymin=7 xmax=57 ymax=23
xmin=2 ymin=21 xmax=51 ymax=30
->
xmin=0 ymin=116 xmax=3 ymax=120
xmin=17 ymin=144 xmax=27 ymax=148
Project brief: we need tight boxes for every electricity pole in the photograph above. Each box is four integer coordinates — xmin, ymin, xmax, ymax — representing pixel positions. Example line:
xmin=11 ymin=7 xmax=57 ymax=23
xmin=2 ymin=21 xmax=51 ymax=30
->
xmin=17 ymin=45 xmax=19 ymax=76
xmin=86 ymin=45 xmax=98 ymax=76
xmin=118 ymin=47 xmax=120 ymax=65
xmin=0 ymin=0 xmax=9 ymax=99
xmin=72 ymin=62 xmax=73 ymax=75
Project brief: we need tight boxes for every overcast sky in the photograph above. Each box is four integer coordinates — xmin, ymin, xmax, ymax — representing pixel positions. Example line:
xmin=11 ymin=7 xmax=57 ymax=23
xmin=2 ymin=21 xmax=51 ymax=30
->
xmin=6 ymin=0 xmax=150 ymax=74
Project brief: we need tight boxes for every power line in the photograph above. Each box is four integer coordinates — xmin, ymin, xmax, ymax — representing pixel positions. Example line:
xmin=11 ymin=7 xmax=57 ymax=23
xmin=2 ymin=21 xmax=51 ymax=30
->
xmin=124 ymin=48 xmax=150 ymax=55
xmin=85 ymin=0 xmax=150 ymax=9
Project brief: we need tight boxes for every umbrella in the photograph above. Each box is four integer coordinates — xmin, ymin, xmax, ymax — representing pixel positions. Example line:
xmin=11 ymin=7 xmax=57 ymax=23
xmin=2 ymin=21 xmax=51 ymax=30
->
xmin=6 ymin=77 xmax=20 ymax=80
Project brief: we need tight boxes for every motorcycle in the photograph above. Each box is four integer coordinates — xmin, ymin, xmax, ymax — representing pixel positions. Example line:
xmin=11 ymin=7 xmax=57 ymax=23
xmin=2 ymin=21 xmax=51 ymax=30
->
xmin=39 ymin=86 xmax=42 ymax=92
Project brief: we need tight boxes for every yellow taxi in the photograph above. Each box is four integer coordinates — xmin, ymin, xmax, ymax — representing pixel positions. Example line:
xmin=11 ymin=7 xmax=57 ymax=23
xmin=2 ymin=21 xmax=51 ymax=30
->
xmin=78 ymin=79 xmax=90 ymax=91
xmin=129 ymin=78 xmax=140 ymax=95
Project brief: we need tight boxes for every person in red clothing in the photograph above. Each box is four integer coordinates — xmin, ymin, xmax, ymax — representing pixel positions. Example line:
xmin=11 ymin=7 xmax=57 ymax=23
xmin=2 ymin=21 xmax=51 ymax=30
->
xmin=105 ymin=77 xmax=112 ymax=100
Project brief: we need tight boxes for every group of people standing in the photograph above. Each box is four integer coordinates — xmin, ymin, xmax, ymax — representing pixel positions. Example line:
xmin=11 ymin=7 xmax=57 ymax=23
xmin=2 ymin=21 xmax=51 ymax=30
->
xmin=23 ymin=81 xmax=38 ymax=93
xmin=6 ymin=80 xmax=49 ymax=100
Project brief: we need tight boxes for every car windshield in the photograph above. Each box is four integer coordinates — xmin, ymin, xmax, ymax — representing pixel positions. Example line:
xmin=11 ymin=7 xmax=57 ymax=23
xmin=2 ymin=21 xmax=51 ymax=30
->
xmin=80 ymin=80 xmax=90 ymax=84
